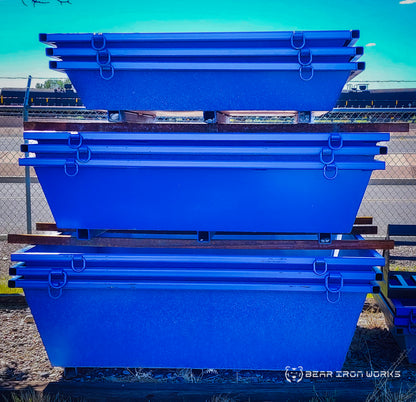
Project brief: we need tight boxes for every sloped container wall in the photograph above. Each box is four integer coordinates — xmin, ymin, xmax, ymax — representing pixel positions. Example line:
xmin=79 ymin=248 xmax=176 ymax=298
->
xmin=20 ymin=132 xmax=388 ymax=233
xmin=10 ymin=242 xmax=382 ymax=370
xmin=40 ymin=30 xmax=364 ymax=111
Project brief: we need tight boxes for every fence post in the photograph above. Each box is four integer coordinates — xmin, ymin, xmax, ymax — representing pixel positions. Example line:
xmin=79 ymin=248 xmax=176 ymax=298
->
xmin=23 ymin=75 xmax=32 ymax=234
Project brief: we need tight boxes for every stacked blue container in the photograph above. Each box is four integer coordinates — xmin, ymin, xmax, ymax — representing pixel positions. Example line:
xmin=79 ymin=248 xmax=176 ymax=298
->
xmin=41 ymin=30 xmax=364 ymax=111
xmin=10 ymin=30 xmax=388 ymax=371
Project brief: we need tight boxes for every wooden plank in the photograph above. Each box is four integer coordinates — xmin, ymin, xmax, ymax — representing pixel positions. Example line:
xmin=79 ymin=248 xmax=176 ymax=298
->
xmin=354 ymin=217 xmax=373 ymax=225
xmin=24 ymin=121 xmax=410 ymax=133
xmin=0 ymin=294 xmax=27 ymax=306
xmin=219 ymin=122 xmax=410 ymax=133
xmin=24 ymin=122 xmax=211 ymax=132
xmin=8 ymin=233 xmax=395 ymax=250
xmin=36 ymin=222 xmax=59 ymax=231
xmin=36 ymin=222 xmax=377 ymax=235
xmin=351 ymin=226 xmax=377 ymax=235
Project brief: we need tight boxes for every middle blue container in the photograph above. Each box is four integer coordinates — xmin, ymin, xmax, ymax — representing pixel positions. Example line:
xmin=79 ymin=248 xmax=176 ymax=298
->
xmin=21 ymin=131 xmax=388 ymax=233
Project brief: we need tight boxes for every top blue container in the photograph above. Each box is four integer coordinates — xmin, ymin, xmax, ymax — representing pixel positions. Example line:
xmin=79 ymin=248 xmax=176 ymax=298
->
xmin=40 ymin=31 xmax=361 ymax=48
xmin=41 ymin=30 xmax=364 ymax=111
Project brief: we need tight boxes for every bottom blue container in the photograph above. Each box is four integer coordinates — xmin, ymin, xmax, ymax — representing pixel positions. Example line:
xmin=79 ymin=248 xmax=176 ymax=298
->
xmin=374 ymin=293 xmax=416 ymax=364
xmin=11 ymin=242 xmax=383 ymax=370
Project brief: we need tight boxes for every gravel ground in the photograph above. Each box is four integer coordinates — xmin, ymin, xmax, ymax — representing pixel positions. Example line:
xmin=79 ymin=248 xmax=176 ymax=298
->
xmin=1 ymin=240 xmax=416 ymax=389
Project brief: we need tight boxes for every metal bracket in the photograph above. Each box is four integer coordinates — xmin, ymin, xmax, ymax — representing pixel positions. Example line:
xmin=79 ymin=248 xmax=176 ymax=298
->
xmin=319 ymin=233 xmax=332 ymax=245
xmin=76 ymin=146 xmax=91 ymax=163
xmin=48 ymin=270 xmax=67 ymax=289
xmin=96 ymin=49 xmax=111 ymax=66
xmin=298 ymin=111 xmax=312 ymax=123
xmin=298 ymin=48 xmax=312 ymax=66
xmin=291 ymin=31 xmax=305 ymax=49
xmin=91 ymin=33 xmax=106 ymax=51
xmin=313 ymin=259 xmax=328 ymax=276
xmin=71 ymin=255 xmax=87 ymax=272
xmin=320 ymin=148 xmax=335 ymax=165
xmin=203 ymin=111 xmax=217 ymax=124
xmin=107 ymin=111 xmax=123 ymax=122
xmin=299 ymin=65 xmax=314 ymax=81
xmin=76 ymin=229 xmax=105 ymax=240
xmin=328 ymin=134 xmax=343 ymax=150
xmin=91 ymin=33 xmax=114 ymax=80
xmin=198 ymin=231 xmax=211 ymax=242
xmin=68 ymin=132 xmax=82 ymax=149
xmin=64 ymin=159 xmax=79 ymax=177
xmin=48 ymin=270 xmax=68 ymax=299
xmin=325 ymin=272 xmax=344 ymax=304
xmin=99 ymin=64 xmax=115 ymax=80
xmin=323 ymin=163 xmax=338 ymax=180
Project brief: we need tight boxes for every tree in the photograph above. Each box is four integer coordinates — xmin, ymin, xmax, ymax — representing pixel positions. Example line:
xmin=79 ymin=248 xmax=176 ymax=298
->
xmin=35 ymin=78 xmax=72 ymax=89
xmin=22 ymin=0 xmax=71 ymax=5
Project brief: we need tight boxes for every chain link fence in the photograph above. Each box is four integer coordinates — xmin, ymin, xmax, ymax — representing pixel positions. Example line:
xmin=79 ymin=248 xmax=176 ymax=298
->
xmin=1 ymin=81 xmax=415 ymax=236
xmin=0 ymin=113 xmax=29 ymax=234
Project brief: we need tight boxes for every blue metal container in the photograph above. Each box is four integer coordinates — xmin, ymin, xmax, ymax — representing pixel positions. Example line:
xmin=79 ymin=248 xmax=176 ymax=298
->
xmin=19 ymin=160 xmax=385 ymax=233
xmin=46 ymin=46 xmax=363 ymax=64
xmin=11 ymin=240 xmax=385 ymax=271
xmin=47 ymin=61 xmax=364 ymax=111
xmin=40 ymin=30 xmax=363 ymax=111
xmin=23 ymin=131 xmax=388 ymax=160
xmin=40 ymin=31 xmax=361 ymax=48
xmin=374 ymin=293 xmax=416 ymax=363
xmin=20 ymin=132 xmax=387 ymax=233
xmin=10 ymin=242 xmax=382 ymax=370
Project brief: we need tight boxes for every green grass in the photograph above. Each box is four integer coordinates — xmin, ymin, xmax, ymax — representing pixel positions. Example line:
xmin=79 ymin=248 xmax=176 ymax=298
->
xmin=0 ymin=276 xmax=23 ymax=294
xmin=390 ymin=264 xmax=416 ymax=272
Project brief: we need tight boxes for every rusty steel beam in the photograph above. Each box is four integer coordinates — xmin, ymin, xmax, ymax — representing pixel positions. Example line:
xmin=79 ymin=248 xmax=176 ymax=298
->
xmin=8 ymin=233 xmax=394 ymax=250
xmin=24 ymin=121 xmax=410 ymax=133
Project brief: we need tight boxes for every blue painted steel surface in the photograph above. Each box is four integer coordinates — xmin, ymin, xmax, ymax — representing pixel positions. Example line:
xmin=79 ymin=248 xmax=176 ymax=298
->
xmin=11 ymin=241 xmax=385 ymax=268
xmin=11 ymin=240 xmax=381 ymax=369
xmin=19 ymin=131 xmax=387 ymax=232
xmin=46 ymin=46 xmax=364 ymax=63
xmin=10 ymin=284 xmax=367 ymax=369
xmin=11 ymin=243 xmax=384 ymax=284
xmin=47 ymin=64 xmax=363 ymax=111
xmin=23 ymin=132 xmax=389 ymax=161
xmin=388 ymin=297 xmax=416 ymax=318
xmin=41 ymin=30 xmax=363 ymax=110
xmin=374 ymin=293 xmax=416 ymax=363
xmin=24 ymin=132 xmax=388 ymax=142
xmin=12 ymin=266 xmax=380 ymax=283
xmin=39 ymin=31 xmax=361 ymax=48
xmin=18 ymin=162 xmax=382 ymax=232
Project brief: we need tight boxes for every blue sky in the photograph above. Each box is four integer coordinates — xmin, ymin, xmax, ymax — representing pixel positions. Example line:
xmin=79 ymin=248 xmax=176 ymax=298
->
xmin=0 ymin=0 xmax=415 ymax=88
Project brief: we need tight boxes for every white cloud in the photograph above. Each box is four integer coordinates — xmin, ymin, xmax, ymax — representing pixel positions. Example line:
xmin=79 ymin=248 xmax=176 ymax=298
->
xmin=400 ymin=0 xmax=416 ymax=4
xmin=366 ymin=43 xmax=376 ymax=47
